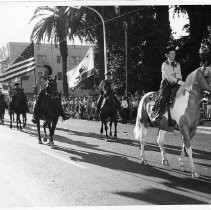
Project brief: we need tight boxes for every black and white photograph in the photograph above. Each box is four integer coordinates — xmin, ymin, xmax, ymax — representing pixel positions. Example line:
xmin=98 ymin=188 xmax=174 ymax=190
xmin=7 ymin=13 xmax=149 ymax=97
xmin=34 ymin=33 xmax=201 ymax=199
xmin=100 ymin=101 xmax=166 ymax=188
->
xmin=0 ymin=0 xmax=210 ymax=207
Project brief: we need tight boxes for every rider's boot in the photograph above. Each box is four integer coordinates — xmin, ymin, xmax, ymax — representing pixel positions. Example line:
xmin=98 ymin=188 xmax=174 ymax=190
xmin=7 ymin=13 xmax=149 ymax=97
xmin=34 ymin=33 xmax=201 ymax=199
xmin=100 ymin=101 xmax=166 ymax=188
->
xmin=32 ymin=103 xmax=39 ymax=124
xmin=31 ymin=91 xmax=44 ymax=124
xmin=97 ymin=94 xmax=103 ymax=112
xmin=61 ymin=111 xmax=71 ymax=121
xmin=151 ymin=97 xmax=166 ymax=127
xmin=59 ymin=102 xmax=70 ymax=121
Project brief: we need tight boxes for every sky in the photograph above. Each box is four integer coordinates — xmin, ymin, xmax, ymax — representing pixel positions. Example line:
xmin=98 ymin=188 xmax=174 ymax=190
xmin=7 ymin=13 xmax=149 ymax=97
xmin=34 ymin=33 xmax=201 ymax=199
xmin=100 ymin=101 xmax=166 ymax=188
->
xmin=0 ymin=2 xmax=189 ymax=48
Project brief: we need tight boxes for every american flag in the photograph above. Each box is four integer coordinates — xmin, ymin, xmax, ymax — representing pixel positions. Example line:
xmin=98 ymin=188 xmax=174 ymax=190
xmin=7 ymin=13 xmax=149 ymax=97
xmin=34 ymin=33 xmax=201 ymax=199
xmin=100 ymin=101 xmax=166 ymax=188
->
xmin=0 ymin=42 xmax=35 ymax=83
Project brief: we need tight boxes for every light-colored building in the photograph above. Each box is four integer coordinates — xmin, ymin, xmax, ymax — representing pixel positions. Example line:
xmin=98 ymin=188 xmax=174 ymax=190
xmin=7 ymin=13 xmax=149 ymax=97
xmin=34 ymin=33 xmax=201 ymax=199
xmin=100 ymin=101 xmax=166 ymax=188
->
xmin=0 ymin=42 xmax=95 ymax=97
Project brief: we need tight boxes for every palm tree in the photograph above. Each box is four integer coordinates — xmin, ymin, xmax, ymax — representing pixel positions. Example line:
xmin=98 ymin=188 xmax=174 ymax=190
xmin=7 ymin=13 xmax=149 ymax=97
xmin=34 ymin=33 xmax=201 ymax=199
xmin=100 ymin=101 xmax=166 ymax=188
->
xmin=30 ymin=6 xmax=74 ymax=96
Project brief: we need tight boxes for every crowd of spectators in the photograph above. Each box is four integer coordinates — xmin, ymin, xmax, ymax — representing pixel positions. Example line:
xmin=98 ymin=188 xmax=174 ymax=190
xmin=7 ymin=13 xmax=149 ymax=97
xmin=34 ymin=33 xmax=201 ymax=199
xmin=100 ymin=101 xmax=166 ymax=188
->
xmin=26 ymin=91 xmax=211 ymax=124
xmin=27 ymin=94 xmax=142 ymax=124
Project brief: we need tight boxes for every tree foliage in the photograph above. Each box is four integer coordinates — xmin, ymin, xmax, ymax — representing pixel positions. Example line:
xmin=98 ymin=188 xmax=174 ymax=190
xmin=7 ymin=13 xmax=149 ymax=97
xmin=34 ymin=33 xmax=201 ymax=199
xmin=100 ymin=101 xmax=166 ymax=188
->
xmin=30 ymin=6 xmax=72 ymax=96
xmin=30 ymin=5 xmax=211 ymax=96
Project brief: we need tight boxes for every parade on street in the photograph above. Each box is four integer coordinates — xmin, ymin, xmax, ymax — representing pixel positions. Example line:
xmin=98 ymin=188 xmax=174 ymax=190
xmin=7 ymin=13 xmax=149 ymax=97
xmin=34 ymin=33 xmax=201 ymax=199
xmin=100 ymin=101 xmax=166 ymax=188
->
xmin=0 ymin=113 xmax=210 ymax=207
xmin=0 ymin=1 xmax=211 ymax=208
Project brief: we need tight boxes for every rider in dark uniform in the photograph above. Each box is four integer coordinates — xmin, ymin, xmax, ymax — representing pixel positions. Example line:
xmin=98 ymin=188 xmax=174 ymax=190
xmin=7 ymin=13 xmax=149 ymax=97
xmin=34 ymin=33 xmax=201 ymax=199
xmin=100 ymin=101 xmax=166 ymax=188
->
xmin=0 ymin=87 xmax=6 ymax=106
xmin=11 ymin=82 xmax=29 ymax=112
xmin=32 ymin=65 xmax=70 ymax=124
xmin=97 ymin=70 xmax=122 ymax=116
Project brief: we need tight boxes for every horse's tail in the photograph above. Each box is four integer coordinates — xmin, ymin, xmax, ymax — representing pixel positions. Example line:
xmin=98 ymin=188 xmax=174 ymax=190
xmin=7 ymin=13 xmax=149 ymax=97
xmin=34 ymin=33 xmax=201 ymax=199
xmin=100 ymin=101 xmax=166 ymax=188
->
xmin=134 ymin=92 xmax=154 ymax=140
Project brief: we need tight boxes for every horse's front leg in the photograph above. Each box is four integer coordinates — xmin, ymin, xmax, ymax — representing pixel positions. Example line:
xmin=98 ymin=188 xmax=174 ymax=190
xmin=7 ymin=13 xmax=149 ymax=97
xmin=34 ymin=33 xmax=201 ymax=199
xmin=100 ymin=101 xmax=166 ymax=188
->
xmin=104 ymin=120 xmax=109 ymax=142
xmin=9 ymin=111 xmax=12 ymax=129
xmin=47 ymin=122 xmax=55 ymax=149
xmin=180 ymin=127 xmax=199 ymax=178
xmin=22 ymin=113 xmax=26 ymax=127
xmin=157 ymin=130 xmax=169 ymax=166
xmin=109 ymin=121 xmax=112 ymax=137
xmin=49 ymin=119 xmax=58 ymax=149
xmin=17 ymin=114 xmax=22 ymax=131
xmin=43 ymin=121 xmax=48 ymax=143
xmin=16 ymin=114 xmax=19 ymax=130
xmin=100 ymin=121 xmax=103 ymax=134
xmin=2 ymin=110 xmax=5 ymax=124
xmin=114 ymin=120 xmax=117 ymax=138
xmin=138 ymin=124 xmax=148 ymax=165
xmin=179 ymin=143 xmax=186 ymax=171
xmin=37 ymin=120 xmax=42 ymax=144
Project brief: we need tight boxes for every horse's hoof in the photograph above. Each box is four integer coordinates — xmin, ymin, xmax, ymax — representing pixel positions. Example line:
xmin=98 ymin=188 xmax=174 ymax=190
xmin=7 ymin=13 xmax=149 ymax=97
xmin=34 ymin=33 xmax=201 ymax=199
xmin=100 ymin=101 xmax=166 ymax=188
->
xmin=38 ymin=140 xmax=42 ymax=144
xmin=105 ymin=138 xmax=109 ymax=142
xmin=43 ymin=136 xmax=48 ymax=142
xmin=100 ymin=130 xmax=103 ymax=134
xmin=51 ymin=144 xmax=56 ymax=149
xmin=179 ymin=164 xmax=185 ymax=172
xmin=141 ymin=160 xmax=148 ymax=165
xmin=162 ymin=159 xmax=169 ymax=166
xmin=192 ymin=171 xmax=200 ymax=179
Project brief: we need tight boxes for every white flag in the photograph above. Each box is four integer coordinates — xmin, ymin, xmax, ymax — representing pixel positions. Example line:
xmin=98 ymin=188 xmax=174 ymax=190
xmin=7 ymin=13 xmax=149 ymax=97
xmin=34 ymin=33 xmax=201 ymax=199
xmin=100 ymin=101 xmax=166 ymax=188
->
xmin=67 ymin=47 xmax=94 ymax=89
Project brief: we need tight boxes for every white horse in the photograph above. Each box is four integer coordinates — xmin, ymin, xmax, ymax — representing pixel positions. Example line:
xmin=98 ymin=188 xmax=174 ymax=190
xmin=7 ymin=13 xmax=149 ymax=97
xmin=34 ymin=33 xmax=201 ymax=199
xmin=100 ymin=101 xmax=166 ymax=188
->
xmin=134 ymin=65 xmax=211 ymax=178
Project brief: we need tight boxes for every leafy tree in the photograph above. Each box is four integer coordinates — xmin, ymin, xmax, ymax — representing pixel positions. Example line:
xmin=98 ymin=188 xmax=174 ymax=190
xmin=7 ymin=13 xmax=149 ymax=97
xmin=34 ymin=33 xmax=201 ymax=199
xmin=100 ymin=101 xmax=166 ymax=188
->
xmin=173 ymin=5 xmax=211 ymax=79
xmin=30 ymin=6 xmax=70 ymax=96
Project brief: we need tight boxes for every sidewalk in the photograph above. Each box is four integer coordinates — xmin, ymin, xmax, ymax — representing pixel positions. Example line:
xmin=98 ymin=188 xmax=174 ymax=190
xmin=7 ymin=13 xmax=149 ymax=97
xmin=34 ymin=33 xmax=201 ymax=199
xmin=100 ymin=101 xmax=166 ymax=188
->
xmin=197 ymin=120 xmax=211 ymax=134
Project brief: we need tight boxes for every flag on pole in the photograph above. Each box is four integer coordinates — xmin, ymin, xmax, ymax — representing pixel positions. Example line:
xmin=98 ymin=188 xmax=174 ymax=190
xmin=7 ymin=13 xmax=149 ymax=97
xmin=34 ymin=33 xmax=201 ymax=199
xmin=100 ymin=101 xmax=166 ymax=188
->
xmin=66 ymin=47 xmax=95 ymax=89
xmin=0 ymin=42 xmax=35 ymax=83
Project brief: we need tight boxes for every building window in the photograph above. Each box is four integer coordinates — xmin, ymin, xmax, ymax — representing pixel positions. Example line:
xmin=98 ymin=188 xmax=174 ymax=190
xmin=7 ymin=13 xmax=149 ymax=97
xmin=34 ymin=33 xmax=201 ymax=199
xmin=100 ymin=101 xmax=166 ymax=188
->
xmin=71 ymin=56 xmax=80 ymax=64
xmin=37 ymin=55 xmax=47 ymax=66
xmin=21 ymin=75 xmax=29 ymax=80
xmin=57 ymin=72 xmax=63 ymax=80
xmin=57 ymin=56 xmax=61 ymax=63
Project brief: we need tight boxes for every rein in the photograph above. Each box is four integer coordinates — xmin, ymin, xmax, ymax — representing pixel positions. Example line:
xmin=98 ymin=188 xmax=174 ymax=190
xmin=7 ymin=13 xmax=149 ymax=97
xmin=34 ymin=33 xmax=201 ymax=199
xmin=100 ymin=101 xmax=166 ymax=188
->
xmin=183 ymin=68 xmax=207 ymax=97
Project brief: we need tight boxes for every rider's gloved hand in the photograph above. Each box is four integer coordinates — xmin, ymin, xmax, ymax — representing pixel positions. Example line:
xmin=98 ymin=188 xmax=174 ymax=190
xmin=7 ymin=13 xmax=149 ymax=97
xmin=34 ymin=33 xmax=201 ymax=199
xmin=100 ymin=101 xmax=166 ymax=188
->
xmin=177 ymin=80 xmax=185 ymax=86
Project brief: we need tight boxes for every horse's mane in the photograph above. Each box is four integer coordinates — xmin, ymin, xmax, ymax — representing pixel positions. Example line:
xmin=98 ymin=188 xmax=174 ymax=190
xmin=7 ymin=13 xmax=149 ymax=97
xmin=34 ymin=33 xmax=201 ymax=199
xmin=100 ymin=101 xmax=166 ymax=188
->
xmin=177 ymin=68 xmax=200 ymax=96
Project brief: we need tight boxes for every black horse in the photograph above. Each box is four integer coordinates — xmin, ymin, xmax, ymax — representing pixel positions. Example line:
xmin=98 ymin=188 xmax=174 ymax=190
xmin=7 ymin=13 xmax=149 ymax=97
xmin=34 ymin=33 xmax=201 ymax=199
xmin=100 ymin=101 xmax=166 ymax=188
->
xmin=8 ymin=90 xmax=28 ymax=130
xmin=0 ymin=94 xmax=7 ymax=124
xmin=36 ymin=77 xmax=61 ymax=149
xmin=99 ymin=91 xmax=120 ymax=142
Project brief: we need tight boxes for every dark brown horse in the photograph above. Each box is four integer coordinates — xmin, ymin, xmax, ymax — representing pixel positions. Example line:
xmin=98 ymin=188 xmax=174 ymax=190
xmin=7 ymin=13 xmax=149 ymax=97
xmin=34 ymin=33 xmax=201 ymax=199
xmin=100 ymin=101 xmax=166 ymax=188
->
xmin=134 ymin=65 xmax=211 ymax=178
xmin=0 ymin=94 xmax=7 ymax=124
xmin=98 ymin=81 xmax=121 ymax=142
xmin=8 ymin=90 xmax=28 ymax=130
xmin=36 ymin=77 xmax=60 ymax=149
xmin=99 ymin=94 xmax=119 ymax=142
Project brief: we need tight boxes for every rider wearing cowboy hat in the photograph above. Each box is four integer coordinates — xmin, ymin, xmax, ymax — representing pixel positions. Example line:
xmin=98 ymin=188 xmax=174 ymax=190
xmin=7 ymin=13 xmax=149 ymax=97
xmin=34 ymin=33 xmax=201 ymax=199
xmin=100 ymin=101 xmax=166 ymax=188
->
xmin=97 ymin=70 xmax=122 ymax=116
xmin=32 ymin=64 xmax=70 ymax=124
xmin=151 ymin=45 xmax=185 ymax=126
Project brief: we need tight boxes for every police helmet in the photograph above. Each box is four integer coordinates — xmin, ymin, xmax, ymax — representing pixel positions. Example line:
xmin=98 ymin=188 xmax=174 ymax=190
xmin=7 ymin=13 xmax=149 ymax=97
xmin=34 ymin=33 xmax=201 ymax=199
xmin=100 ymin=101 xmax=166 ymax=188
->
xmin=44 ymin=65 xmax=52 ymax=76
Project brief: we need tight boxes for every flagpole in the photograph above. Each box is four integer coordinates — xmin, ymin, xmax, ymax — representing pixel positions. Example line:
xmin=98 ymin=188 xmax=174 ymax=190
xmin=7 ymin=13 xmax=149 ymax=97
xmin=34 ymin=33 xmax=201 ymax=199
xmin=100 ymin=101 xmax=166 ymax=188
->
xmin=32 ymin=41 xmax=38 ymax=101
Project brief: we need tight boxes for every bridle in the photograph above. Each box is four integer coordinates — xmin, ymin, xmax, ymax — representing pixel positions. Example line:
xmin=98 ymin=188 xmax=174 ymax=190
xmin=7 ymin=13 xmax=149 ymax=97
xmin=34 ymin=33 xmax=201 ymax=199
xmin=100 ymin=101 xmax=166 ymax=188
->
xmin=184 ymin=67 xmax=210 ymax=97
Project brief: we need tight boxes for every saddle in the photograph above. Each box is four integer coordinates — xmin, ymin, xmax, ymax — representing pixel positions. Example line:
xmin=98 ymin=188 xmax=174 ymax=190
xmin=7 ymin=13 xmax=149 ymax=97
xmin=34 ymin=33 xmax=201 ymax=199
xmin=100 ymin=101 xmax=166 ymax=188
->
xmin=151 ymin=84 xmax=180 ymax=128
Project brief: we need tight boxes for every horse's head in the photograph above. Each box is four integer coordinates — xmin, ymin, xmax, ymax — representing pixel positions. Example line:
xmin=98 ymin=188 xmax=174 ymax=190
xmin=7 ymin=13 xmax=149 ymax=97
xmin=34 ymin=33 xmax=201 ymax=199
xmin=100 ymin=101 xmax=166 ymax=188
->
xmin=47 ymin=76 xmax=57 ymax=95
xmin=197 ymin=63 xmax=211 ymax=93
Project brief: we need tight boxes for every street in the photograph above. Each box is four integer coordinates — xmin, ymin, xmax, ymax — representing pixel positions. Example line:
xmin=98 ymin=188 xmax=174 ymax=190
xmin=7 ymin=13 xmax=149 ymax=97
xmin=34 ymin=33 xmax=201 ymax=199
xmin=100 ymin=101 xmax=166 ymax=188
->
xmin=0 ymin=113 xmax=210 ymax=207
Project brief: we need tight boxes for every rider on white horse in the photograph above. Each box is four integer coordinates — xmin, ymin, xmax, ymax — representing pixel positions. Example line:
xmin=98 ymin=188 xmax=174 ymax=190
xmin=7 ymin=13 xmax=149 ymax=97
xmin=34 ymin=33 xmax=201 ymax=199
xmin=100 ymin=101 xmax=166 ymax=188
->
xmin=151 ymin=45 xmax=185 ymax=126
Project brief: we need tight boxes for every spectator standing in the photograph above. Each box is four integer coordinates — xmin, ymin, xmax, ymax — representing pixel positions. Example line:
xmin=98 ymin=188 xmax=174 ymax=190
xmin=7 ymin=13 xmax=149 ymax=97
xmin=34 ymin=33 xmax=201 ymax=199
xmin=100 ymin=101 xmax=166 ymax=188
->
xmin=121 ymin=96 xmax=129 ymax=124
xmin=131 ymin=96 xmax=139 ymax=123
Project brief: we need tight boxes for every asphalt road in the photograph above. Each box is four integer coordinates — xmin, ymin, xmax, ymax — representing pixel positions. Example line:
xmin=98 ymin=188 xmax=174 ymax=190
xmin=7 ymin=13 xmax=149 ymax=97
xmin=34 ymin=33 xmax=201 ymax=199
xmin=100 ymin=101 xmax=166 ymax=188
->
xmin=0 ymin=113 xmax=210 ymax=207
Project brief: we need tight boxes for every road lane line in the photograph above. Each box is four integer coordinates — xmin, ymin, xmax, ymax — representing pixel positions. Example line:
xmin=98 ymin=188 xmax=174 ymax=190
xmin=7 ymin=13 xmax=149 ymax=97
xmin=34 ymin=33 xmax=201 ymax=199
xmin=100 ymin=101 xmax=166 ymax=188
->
xmin=41 ymin=150 xmax=88 ymax=169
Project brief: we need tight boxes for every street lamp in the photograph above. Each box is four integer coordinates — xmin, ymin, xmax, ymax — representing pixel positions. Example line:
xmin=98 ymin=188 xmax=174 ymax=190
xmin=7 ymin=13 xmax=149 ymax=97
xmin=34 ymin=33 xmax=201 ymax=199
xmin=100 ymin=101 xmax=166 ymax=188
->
xmin=75 ymin=6 xmax=108 ymax=79
xmin=123 ymin=21 xmax=128 ymax=99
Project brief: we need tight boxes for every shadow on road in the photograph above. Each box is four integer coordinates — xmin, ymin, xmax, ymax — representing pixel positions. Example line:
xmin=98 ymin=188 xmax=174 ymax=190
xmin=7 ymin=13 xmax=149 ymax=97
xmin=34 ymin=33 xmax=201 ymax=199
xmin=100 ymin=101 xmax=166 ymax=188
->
xmin=3 ymin=118 xmax=211 ymax=204
xmin=113 ymin=187 xmax=209 ymax=204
